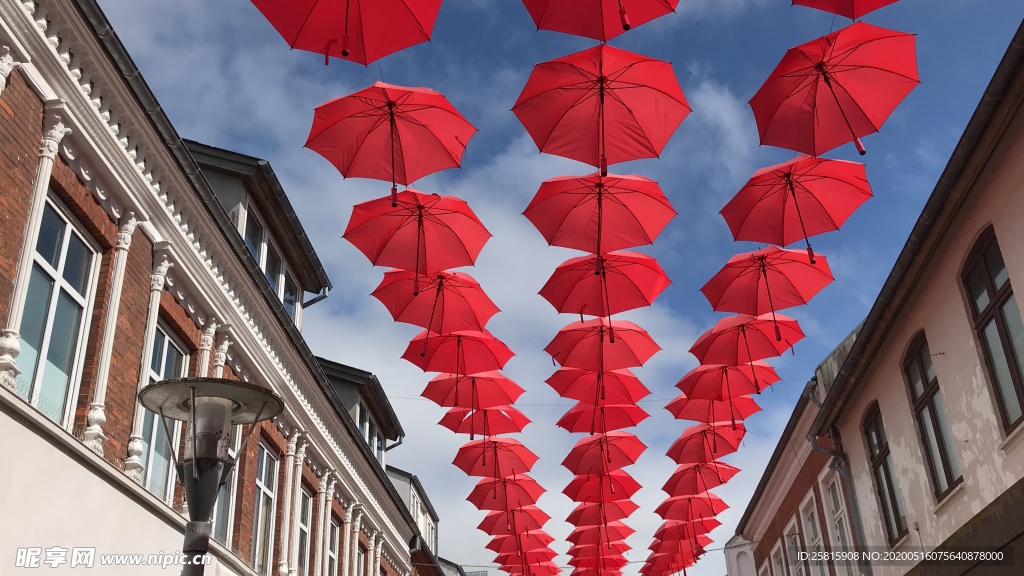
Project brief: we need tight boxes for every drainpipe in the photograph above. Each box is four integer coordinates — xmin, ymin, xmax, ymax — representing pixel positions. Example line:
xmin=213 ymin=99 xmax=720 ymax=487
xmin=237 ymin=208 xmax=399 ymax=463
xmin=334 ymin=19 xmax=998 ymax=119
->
xmin=384 ymin=434 xmax=404 ymax=452
xmin=303 ymin=287 xmax=329 ymax=308
xmin=805 ymin=382 xmax=873 ymax=576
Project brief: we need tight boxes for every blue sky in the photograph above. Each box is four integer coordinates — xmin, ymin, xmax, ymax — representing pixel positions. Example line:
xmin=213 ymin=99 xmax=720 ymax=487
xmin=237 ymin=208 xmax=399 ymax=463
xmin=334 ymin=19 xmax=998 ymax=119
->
xmin=96 ymin=0 xmax=1024 ymax=573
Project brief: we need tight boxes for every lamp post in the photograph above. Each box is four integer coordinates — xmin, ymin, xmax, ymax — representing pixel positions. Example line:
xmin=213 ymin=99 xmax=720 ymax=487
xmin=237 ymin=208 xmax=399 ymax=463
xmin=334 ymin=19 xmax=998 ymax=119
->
xmin=139 ymin=377 xmax=284 ymax=576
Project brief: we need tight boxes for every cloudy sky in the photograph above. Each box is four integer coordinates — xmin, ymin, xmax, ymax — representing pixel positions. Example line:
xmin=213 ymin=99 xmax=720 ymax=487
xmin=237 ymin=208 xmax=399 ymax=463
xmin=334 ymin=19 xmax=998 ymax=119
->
xmin=95 ymin=0 xmax=1023 ymax=574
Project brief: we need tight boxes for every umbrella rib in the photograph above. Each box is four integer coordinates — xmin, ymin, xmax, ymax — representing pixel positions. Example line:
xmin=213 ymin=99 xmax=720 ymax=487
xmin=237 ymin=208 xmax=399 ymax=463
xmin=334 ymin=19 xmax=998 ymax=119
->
xmin=605 ymin=89 xmax=660 ymax=157
xmin=398 ymin=0 xmax=433 ymax=39
xmin=291 ymin=0 xmax=324 ymax=47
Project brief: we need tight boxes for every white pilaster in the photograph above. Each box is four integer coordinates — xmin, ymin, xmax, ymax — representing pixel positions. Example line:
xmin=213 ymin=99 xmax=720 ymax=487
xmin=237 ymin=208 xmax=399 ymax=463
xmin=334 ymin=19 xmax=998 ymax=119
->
xmin=314 ymin=469 xmax=330 ymax=576
xmin=340 ymin=503 xmax=355 ymax=576
xmin=0 ymin=106 xmax=70 ymax=392
xmin=278 ymin=432 xmax=301 ymax=576
xmin=288 ymin=440 xmax=308 ymax=576
xmin=322 ymin=475 xmax=337 ymax=576
xmin=0 ymin=46 xmax=16 ymax=97
xmin=83 ymin=211 xmax=140 ymax=454
xmin=196 ymin=317 xmax=219 ymax=377
xmin=371 ymin=532 xmax=382 ymax=576
xmin=212 ymin=331 xmax=232 ymax=378
xmin=349 ymin=507 xmax=363 ymax=576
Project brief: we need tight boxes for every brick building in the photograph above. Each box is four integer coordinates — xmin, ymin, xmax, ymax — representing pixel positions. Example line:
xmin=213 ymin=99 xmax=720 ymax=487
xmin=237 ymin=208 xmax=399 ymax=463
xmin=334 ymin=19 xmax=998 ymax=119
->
xmin=726 ymin=16 xmax=1024 ymax=576
xmin=0 ymin=1 xmax=450 ymax=575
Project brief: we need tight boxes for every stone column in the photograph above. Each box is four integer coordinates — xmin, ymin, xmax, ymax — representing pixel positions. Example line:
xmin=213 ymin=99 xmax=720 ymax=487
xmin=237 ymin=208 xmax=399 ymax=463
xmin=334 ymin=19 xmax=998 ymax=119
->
xmin=195 ymin=317 xmax=219 ymax=377
xmin=83 ymin=211 xmax=140 ymax=453
xmin=372 ymin=532 xmax=382 ymax=576
xmin=314 ymin=470 xmax=330 ymax=576
xmin=340 ymin=503 xmax=356 ymax=576
xmin=0 ymin=107 xmax=71 ymax=392
xmin=212 ymin=331 xmax=232 ymax=378
xmin=0 ymin=46 xmax=16 ymax=97
xmin=124 ymin=248 xmax=171 ymax=482
xmin=288 ymin=441 xmax=308 ymax=576
xmin=365 ymin=531 xmax=376 ymax=576
xmin=278 ymin=432 xmax=301 ymax=576
xmin=322 ymin=475 xmax=337 ymax=576
xmin=349 ymin=507 xmax=363 ymax=576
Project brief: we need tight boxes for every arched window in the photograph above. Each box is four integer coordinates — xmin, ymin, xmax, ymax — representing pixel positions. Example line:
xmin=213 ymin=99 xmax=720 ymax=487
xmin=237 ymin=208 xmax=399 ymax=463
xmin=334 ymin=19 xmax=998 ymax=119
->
xmin=863 ymin=404 xmax=907 ymax=544
xmin=903 ymin=333 xmax=962 ymax=498
xmin=962 ymin=228 xmax=1024 ymax=431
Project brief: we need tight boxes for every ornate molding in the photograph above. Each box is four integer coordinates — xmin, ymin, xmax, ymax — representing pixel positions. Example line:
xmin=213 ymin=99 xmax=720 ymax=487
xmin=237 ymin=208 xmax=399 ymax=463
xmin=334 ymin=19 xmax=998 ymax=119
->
xmin=0 ymin=45 xmax=15 ymax=95
xmin=116 ymin=211 xmax=139 ymax=250
xmin=40 ymin=109 xmax=70 ymax=159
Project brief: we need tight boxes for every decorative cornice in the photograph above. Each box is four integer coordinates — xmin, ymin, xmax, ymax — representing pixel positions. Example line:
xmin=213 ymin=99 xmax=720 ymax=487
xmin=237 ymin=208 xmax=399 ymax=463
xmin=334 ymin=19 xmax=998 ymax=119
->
xmin=115 ymin=211 xmax=139 ymax=250
xmin=0 ymin=45 xmax=15 ymax=95
xmin=41 ymin=108 xmax=70 ymax=158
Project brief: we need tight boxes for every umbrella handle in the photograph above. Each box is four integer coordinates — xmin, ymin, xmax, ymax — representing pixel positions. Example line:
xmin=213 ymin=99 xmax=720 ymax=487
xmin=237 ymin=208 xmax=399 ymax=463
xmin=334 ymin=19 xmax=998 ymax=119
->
xmin=391 ymin=185 xmax=398 ymax=208
xmin=600 ymin=155 xmax=608 ymax=177
xmin=341 ymin=35 xmax=350 ymax=57
xmin=619 ymin=8 xmax=631 ymax=30
xmin=854 ymin=136 xmax=866 ymax=155
xmin=325 ymin=39 xmax=337 ymax=65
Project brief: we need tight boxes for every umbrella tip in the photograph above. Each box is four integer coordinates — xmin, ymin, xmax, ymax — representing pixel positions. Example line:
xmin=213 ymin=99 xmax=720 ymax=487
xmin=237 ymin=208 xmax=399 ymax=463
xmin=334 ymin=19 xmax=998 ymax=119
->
xmin=855 ymin=136 xmax=866 ymax=155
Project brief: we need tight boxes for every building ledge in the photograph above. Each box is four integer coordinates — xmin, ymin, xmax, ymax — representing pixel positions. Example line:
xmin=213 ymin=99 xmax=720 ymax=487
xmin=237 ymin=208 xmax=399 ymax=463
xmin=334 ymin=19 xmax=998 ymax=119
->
xmin=933 ymin=481 xmax=967 ymax=517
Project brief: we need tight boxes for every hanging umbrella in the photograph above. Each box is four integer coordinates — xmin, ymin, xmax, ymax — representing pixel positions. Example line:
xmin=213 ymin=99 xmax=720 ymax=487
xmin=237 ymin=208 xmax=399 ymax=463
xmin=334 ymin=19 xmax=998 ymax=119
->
xmin=749 ymin=22 xmax=919 ymax=156
xmin=480 ymin=506 xmax=551 ymax=536
xmin=541 ymin=251 xmax=672 ymax=316
xmin=654 ymin=493 xmax=728 ymax=520
xmin=666 ymin=423 xmax=746 ymax=464
xmin=650 ymin=535 xmax=712 ymax=551
xmin=792 ymin=0 xmax=900 ymax=19
xmin=568 ymin=541 xmax=632 ymax=556
xmin=525 ymin=172 xmax=676 ymax=254
xmin=402 ymin=330 xmax=514 ymax=374
xmin=562 ymin=432 xmax=648 ymax=475
xmin=344 ymin=190 xmax=491 ymax=290
xmin=570 ymin=555 xmax=629 ymax=569
xmin=665 ymin=393 xmax=761 ymax=427
xmin=439 ymin=405 xmax=531 ymax=437
xmin=547 ymin=368 xmax=652 ymax=405
xmin=557 ymin=402 xmax=650 ymax=434
xmin=662 ymin=462 xmax=741 ymax=497
xmin=513 ymin=44 xmax=690 ymax=175
xmin=567 ymin=501 xmax=640 ymax=526
xmin=486 ymin=531 xmax=556 ymax=554
xmin=422 ymin=371 xmax=524 ymax=409
xmin=307 ymin=83 xmax=477 ymax=204
xmin=520 ymin=0 xmax=679 ymax=42
xmin=453 ymin=438 xmax=539 ymax=477
xmin=721 ymin=156 xmax=871 ymax=262
xmin=545 ymin=318 xmax=661 ymax=370
xmin=700 ymin=246 xmax=833 ymax=339
xmin=564 ymin=471 xmax=642 ymax=502
xmin=469 ymin=477 xmax=547 ymax=512
xmin=493 ymin=549 xmax=559 ymax=565
xmin=250 ymin=0 xmax=442 ymax=65
xmin=501 ymin=561 xmax=562 ymax=575
xmin=373 ymin=270 xmax=499 ymax=333
xmin=676 ymin=363 xmax=778 ymax=401
xmin=567 ymin=521 xmax=636 ymax=545
xmin=654 ymin=518 xmax=722 ymax=540
xmin=689 ymin=314 xmax=803 ymax=366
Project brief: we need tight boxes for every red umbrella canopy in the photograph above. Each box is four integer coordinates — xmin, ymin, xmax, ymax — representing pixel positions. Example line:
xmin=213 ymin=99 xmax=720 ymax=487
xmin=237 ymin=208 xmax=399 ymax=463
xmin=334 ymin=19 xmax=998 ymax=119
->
xmin=567 ymin=501 xmax=640 ymax=526
xmin=665 ymin=393 xmax=762 ymax=426
xmin=545 ymin=319 xmax=661 ymax=371
xmin=662 ymin=462 xmax=741 ymax=496
xmin=749 ymin=22 xmax=919 ymax=156
xmin=469 ymin=477 xmax=547 ymax=512
xmin=568 ymin=541 xmax=632 ymax=556
xmin=373 ymin=270 xmax=499 ymax=333
xmin=513 ymin=45 xmax=690 ymax=174
xmin=562 ymin=432 xmax=648 ymax=475
xmin=720 ymin=156 xmax=872 ymax=261
xmin=422 ymin=372 xmax=524 ymax=409
xmin=567 ymin=521 xmax=636 ymax=544
xmin=439 ymin=405 xmax=531 ymax=437
xmin=524 ymin=173 xmax=676 ymax=253
xmin=547 ymin=368 xmax=652 ymax=405
xmin=453 ymin=438 xmax=539 ymax=477
xmin=676 ymin=363 xmax=779 ymax=400
xmin=541 ymin=251 xmax=672 ymax=316
xmin=402 ymin=330 xmax=514 ymax=375
xmin=493 ymin=549 xmax=558 ymax=565
xmin=343 ymin=190 xmax=491 ymax=276
xmin=557 ymin=403 xmax=650 ymax=434
xmin=689 ymin=313 xmax=804 ymax=365
xmin=521 ymin=0 xmax=679 ymax=42
xmin=654 ymin=493 xmax=728 ymax=520
xmin=570 ymin=555 xmax=629 ymax=569
xmin=480 ymin=506 xmax=551 ymax=536
xmin=650 ymin=535 xmax=712 ymax=551
xmin=503 ymin=561 xmax=562 ymax=576
xmin=667 ymin=422 xmax=747 ymax=464
xmin=792 ymin=0 xmax=900 ymax=19
xmin=306 ymin=83 xmax=476 ymax=197
xmin=564 ymin=470 xmax=642 ymax=502
xmin=486 ymin=531 xmax=556 ymax=553
xmin=654 ymin=517 xmax=723 ymax=540
xmin=250 ymin=0 xmax=441 ymax=65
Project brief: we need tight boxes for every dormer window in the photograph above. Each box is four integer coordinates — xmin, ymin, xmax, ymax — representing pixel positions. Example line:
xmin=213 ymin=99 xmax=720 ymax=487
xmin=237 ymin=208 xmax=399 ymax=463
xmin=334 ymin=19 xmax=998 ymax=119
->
xmin=241 ymin=200 xmax=301 ymax=323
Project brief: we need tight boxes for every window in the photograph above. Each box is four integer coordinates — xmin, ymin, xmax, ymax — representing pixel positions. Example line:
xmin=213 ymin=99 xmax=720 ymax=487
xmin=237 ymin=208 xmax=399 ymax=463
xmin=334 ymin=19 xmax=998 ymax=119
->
xmin=759 ymin=562 xmax=770 ymax=576
xmin=252 ymin=442 xmax=279 ymax=575
xmin=863 ymin=406 xmax=907 ymax=544
xmin=327 ymin=518 xmax=340 ymax=576
xmin=376 ymin=433 xmax=385 ymax=463
xmin=358 ymin=403 xmax=369 ymax=438
xmin=904 ymin=334 xmax=962 ymax=498
xmin=213 ymin=426 xmax=242 ymax=544
xmin=356 ymin=546 xmax=366 ymax=576
xmin=139 ymin=325 xmax=187 ymax=501
xmin=297 ymin=487 xmax=313 ymax=576
xmin=823 ymin=473 xmax=855 ymax=576
xmin=771 ymin=540 xmax=788 ymax=576
xmin=410 ymin=492 xmax=420 ymax=524
xmin=15 ymin=198 xmax=98 ymax=426
xmin=963 ymin=230 xmax=1024 ymax=430
xmin=799 ymin=495 xmax=826 ymax=576
xmin=241 ymin=202 xmax=301 ymax=321
xmin=784 ymin=518 xmax=806 ymax=576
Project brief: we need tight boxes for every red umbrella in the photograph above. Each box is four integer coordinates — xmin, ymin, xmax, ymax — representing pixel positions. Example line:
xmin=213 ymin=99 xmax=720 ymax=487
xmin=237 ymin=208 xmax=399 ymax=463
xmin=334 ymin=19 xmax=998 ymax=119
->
xmin=402 ymin=330 xmax=513 ymax=374
xmin=486 ymin=531 xmax=556 ymax=554
xmin=493 ymin=549 xmax=558 ymax=565
xmin=567 ymin=521 xmax=636 ymax=545
xmin=306 ymin=83 xmax=476 ymax=203
xmin=792 ymin=0 xmax=900 ymax=19
xmin=562 ymin=432 xmax=648 ymax=475
xmin=665 ymin=393 xmax=761 ymax=427
xmin=343 ymin=190 xmax=491 ymax=289
xmin=667 ymin=423 xmax=747 ymax=463
xmin=570 ymin=555 xmax=629 ymax=569
xmin=453 ymin=438 xmax=539 ymax=477
xmin=250 ymin=0 xmax=441 ymax=65
xmin=524 ymin=173 xmax=676 ymax=254
xmin=567 ymin=501 xmax=640 ymax=526
xmin=502 ymin=561 xmax=561 ymax=575
xmin=689 ymin=314 xmax=803 ymax=365
xmin=721 ymin=156 xmax=872 ymax=263
xmin=373 ymin=270 xmax=499 ymax=333
xmin=750 ymin=22 xmax=919 ymax=156
xmin=469 ymin=477 xmax=547 ymax=512
xmin=422 ymin=372 xmax=524 ymax=409
xmin=513 ymin=45 xmax=690 ymax=175
xmin=480 ymin=506 xmax=551 ymax=536
xmin=654 ymin=518 xmax=722 ymax=540
xmin=654 ymin=493 xmax=728 ymax=520
xmin=439 ymin=405 xmax=530 ymax=438
xmin=557 ymin=402 xmax=650 ymax=434
xmin=521 ymin=0 xmax=679 ymax=42
xmin=541 ymin=251 xmax=672 ymax=316
xmin=700 ymin=246 xmax=833 ymax=339
xmin=545 ymin=318 xmax=660 ymax=370
xmin=568 ymin=541 xmax=632 ymax=556
xmin=662 ymin=462 xmax=741 ymax=497
xmin=547 ymin=368 xmax=651 ymax=404
xmin=650 ymin=535 xmax=712 ymax=551
xmin=676 ymin=363 xmax=778 ymax=401
xmin=564 ymin=471 xmax=642 ymax=502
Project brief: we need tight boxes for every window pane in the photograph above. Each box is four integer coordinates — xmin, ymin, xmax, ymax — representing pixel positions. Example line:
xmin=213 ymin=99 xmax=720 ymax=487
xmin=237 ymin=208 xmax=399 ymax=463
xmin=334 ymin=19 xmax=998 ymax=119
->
xmin=265 ymin=246 xmax=282 ymax=292
xmin=968 ymin=266 xmax=991 ymax=313
xmin=829 ymin=480 xmax=842 ymax=512
xmin=213 ymin=474 xmax=233 ymax=543
xmin=141 ymin=410 xmax=155 ymax=485
xmin=257 ymin=494 xmax=273 ymax=572
xmin=298 ymin=531 xmax=308 ymax=575
xmin=932 ymin=391 xmax=961 ymax=480
xmin=906 ymin=359 xmax=924 ymax=399
xmin=983 ymin=318 xmax=1024 ymax=423
xmin=283 ymin=275 xmax=299 ymax=320
xmin=920 ymin=404 xmax=949 ymax=494
xmin=263 ymin=455 xmax=276 ymax=490
xmin=149 ymin=414 xmax=173 ymax=499
xmin=919 ymin=341 xmax=936 ymax=383
xmin=1001 ymin=295 xmax=1024 ymax=391
xmin=868 ymin=426 xmax=880 ymax=458
xmin=151 ymin=329 xmax=166 ymax=373
xmin=244 ymin=213 xmax=265 ymax=263
xmin=163 ymin=340 xmax=184 ymax=380
xmin=35 ymin=204 xmax=65 ymax=268
xmin=61 ymin=233 xmax=91 ymax=296
xmin=886 ymin=454 xmax=907 ymax=528
xmin=986 ymin=241 xmax=1009 ymax=290
xmin=37 ymin=291 xmax=83 ymax=422
xmin=875 ymin=466 xmax=898 ymax=538
xmin=16 ymin=265 xmax=55 ymax=398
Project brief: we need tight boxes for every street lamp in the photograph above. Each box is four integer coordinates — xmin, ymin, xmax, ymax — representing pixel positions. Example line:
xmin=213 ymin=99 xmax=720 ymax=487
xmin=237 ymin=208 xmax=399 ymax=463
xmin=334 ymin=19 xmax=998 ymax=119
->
xmin=139 ymin=377 xmax=284 ymax=576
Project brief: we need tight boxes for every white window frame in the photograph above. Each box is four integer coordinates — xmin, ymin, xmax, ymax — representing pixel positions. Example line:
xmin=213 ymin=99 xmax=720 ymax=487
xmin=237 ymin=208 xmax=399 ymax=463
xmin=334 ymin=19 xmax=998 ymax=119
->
xmin=140 ymin=323 xmax=189 ymax=502
xmin=799 ymin=490 xmax=827 ymax=576
xmin=212 ymin=425 xmax=242 ymax=545
xmin=327 ymin=518 xmax=340 ymax=576
xmin=759 ymin=561 xmax=770 ymax=576
xmin=784 ymin=516 xmax=806 ymax=576
xmin=819 ymin=468 xmax=857 ymax=576
xmin=771 ymin=539 xmax=788 ymax=576
xmin=252 ymin=442 xmax=279 ymax=575
xmin=356 ymin=546 xmax=366 ymax=576
xmin=297 ymin=486 xmax=313 ymax=576
xmin=239 ymin=200 xmax=302 ymax=324
xmin=17 ymin=194 xmax=100 ymax=428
